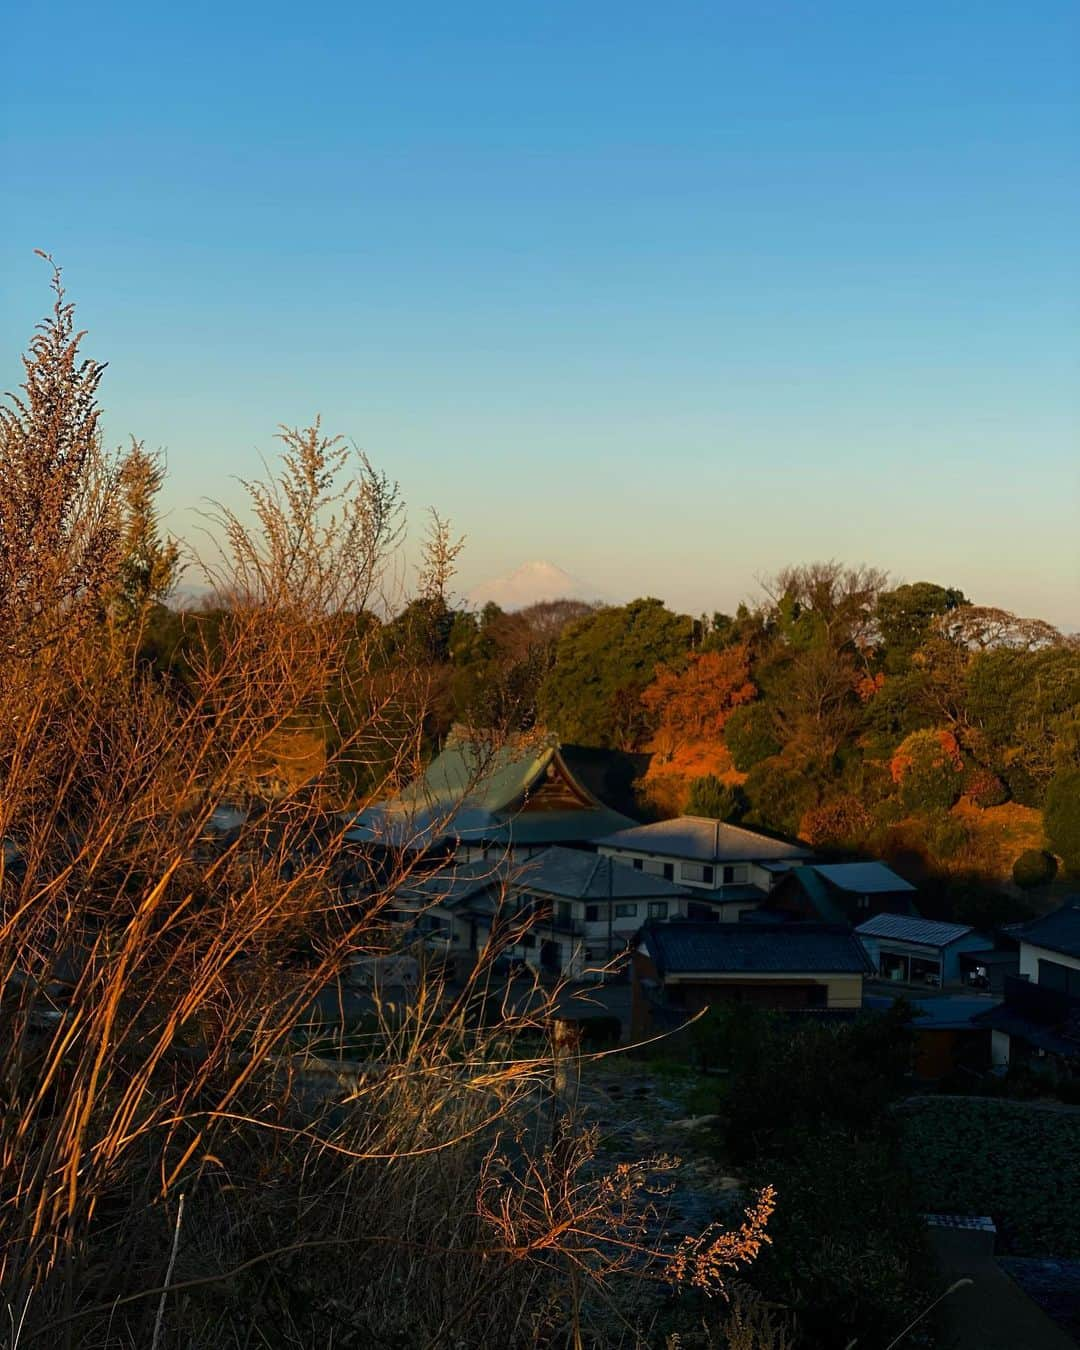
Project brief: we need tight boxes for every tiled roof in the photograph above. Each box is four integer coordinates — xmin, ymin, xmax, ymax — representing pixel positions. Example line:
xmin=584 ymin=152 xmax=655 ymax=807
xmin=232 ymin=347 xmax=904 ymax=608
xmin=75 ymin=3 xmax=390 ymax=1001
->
xmin=351 ymin=735 xmax=638 ymax=850
xmin=1016 ymin=899 xmax=1080 ymax=961
xmin=856 ymin=913 xmax=975 ymax=947
xmin=599 ymin=816 xmax=810 ymax=863
xmin=397 ymin=859 xmax=513 ymax=908
xmin=516 ymin=847 xmax=692 ymax=901
xmin=642 ymin=921 xmax=872 ymax=976
xmin=812 ymin=862 xmax=915 ymax=894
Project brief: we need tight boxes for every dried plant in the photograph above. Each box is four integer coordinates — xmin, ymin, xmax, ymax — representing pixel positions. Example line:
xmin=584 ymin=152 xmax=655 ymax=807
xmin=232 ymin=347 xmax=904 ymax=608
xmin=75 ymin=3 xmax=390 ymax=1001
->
xmin=0 ymin=270 xmax=771 ymax=1348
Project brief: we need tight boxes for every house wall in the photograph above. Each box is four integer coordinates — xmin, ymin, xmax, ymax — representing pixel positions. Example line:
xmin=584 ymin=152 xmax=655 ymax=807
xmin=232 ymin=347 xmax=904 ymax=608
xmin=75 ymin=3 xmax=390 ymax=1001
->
xmin=858 ymin=933 xmax=994 ymax=985
xmin=665 ymin=971 xmax=864 ymax=1011
xmin=598 ymin=844 xmax=776 ymax=897
xmin=942 ymin=935 xmax=995 ymax=982
xmin=1019 ymin=941 xmax=1080 ymax=983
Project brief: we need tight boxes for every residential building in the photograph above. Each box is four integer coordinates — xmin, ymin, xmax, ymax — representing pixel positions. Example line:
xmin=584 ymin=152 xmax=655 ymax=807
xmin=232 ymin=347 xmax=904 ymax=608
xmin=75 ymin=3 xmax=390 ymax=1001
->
xmin=766 ymin=861 xmax=916 ymax=924
xmin=597 ymin=815 xmax=811 ymax=919
xmin=980 ymin=898 xmax=1080 ymax=1073
xmin=631 ymin=920 xmax=871 ymax=1038
xmin=855 ymin=913 xmax=995 ymax=988
xmin=389 ymin=846 xmax=697 ymax=979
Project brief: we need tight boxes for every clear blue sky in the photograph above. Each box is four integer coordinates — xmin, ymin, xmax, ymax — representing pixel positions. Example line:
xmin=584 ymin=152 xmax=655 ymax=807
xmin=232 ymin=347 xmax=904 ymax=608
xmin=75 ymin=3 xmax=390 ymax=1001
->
xmin=4 ymin=1 xmax=1078 ymax=626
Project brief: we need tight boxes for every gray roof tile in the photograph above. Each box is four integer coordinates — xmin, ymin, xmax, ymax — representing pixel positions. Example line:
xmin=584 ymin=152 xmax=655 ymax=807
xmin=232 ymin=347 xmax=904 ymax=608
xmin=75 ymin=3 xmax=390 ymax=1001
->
xmin=643 ymin=921 xmax=872 ymax=976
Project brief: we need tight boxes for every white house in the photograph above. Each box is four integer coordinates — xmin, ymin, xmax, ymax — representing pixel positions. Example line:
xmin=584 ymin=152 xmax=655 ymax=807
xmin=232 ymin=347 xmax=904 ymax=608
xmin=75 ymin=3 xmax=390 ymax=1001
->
xmin=387 ymin=846 xmax=733 ymax=980
xmin=981 ymin=899 xmax=1080 ymax=1071
xmin=597 ymin=816 xmax=811 ymax=921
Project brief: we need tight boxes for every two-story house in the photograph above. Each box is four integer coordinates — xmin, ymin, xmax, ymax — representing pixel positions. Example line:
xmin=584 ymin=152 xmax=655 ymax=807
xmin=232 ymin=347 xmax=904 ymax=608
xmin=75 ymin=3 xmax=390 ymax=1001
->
xmin=980 ymin=898 xmax=1080 ymax=1073
xmin=390 ymin=846 xmax=705 ymax=979
xmin=597 ymin=816 xmax=811 ymax=920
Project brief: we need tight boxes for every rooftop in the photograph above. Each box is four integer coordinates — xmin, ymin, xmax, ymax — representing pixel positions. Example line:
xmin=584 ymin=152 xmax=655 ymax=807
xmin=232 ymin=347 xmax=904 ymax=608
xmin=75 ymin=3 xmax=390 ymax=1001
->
xmin=599 ymin=815 xmax=811 ymax=864
xmin=516 ymin=846 xmax=692 ymax=901
xmin=641 ymin=921 xmax=873 ymax=977
xmin=812 ymin=862 xmax=916 ymax=894
xmin=856 ymin=913 xmax=976 ymax=947
xmin=1015 ymin=899 xmax=1080 ymax=961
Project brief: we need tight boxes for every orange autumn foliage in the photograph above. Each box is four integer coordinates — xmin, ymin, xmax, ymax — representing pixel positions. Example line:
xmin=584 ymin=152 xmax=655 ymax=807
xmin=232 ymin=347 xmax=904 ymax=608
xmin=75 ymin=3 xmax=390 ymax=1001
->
xmin=642 ymin=645 xmax=756 ymax=760
xmin=854 ymin=670 xmax=886 ymax=703
xmin=889 ymin=728 xmax=962 ymax=785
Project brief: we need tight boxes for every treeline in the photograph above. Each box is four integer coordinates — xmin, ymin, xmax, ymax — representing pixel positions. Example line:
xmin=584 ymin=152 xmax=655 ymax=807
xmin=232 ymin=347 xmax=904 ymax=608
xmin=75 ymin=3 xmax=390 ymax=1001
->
xmin=147 ymin=563 xmax=1080 ymax=883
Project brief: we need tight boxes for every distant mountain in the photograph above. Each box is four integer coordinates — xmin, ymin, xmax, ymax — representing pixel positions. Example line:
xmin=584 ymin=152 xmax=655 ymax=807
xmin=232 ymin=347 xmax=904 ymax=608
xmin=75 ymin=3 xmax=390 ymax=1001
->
xmin=465 ymin=560 xmax=604 ymax=612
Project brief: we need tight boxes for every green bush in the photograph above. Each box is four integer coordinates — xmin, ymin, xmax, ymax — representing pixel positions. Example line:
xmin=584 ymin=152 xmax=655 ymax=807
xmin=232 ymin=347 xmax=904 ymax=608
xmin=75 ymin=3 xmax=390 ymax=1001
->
xmin=724 ymin=702 xmax=779 ymax=772
xmin=685 ymin=773 xmax=745 ymax=821
xmin=1012 ymin=848 xmax=1058 ymax=889
xmin=1001 ymin=762 xmax=1044 ymax=808
xmin=1045 ymin=769 xmax=1080 ymax=875
xmin=741 ymin=756 xmax=818 ymax=836
xmin=891 ymin=729 xmax=964 ymax=814
xmin=926 ymin=811 xmax=971 ymax=863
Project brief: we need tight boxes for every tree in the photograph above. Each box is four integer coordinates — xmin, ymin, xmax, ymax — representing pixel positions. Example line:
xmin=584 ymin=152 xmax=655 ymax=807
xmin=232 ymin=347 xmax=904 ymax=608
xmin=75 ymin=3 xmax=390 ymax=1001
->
xmin=799 ymin=795 xmax=874 ymax=848
xmin=761 ymin=560 xmax=889 ymax=652
xmin=1045 ymin=769 xmax=1080 ymax=876
xmin=890 ymin=729 xmax=964 ymax=814
xmin=1012 ymin=850 xmax=1058 ymax=889
xmin=965 ymin=647 xmax=1080 ymax=799
xmin=539 ymin=598 xmax=693 ymax=747
xmin=686 ymin=775 xmax=745 ymax=821
xmin=875 ymin=581 xmax=967 ymax=670
xmin=640 ymin=644 xmax=755 ymax=760
xmin=934 ymin=605 xmax=1065 ymax=652
xmin=724 ymin=702 xmax=780 ymax=771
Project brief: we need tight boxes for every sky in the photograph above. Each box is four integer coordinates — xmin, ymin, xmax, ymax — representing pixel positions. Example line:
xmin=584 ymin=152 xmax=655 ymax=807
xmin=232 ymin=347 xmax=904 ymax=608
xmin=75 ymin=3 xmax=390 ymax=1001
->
xmin=3 ymin=2 xmax=1078 ymax=627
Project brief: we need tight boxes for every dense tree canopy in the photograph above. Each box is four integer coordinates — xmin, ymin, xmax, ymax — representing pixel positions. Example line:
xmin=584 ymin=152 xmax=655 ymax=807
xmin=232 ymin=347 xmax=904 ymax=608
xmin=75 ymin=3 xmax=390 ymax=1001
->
xmin=538 ymin=598 xmax=693 ymax=748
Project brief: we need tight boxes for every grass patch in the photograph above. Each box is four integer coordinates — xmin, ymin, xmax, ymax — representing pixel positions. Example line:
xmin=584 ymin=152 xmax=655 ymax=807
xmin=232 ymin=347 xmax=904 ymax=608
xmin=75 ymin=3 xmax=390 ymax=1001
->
xmin=898 ymin=1097 xmax=1080 ymax=1257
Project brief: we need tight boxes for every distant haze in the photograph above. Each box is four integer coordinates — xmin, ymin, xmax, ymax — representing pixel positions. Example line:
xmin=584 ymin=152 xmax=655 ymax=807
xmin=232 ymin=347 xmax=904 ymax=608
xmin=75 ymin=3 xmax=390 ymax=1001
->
xmin=465 ymin=561 xmax=606 ymax=611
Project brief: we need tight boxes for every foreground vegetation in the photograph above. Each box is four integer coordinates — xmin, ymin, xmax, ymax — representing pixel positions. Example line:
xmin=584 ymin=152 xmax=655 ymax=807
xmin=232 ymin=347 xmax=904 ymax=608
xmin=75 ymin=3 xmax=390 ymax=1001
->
xmin=0 ymin=265 xmax=772 ymax=1346
xmin=682 ymin=1007 xmax=939 ymax=1350
xmin=898 ymin=1098 xmax=1080 ymax=1258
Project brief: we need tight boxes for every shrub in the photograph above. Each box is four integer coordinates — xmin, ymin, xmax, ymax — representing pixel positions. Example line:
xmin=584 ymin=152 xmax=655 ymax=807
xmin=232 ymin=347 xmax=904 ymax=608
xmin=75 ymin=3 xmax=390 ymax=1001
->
xmin=1001 ymin=762 xmax=1044 ymax=808
xmin=1012 ymin=849 xmax=1059 ymax=889
xmin=890 ymin=729 xmax=964 ymax=814
xmin=928 ymin=813 xmax=971 ymax=863
xmin=742 ymin=756 xmax=818 ymax=836
xmin=686 ymin=773 xmax=745 ymax=821
xmin=1045 ymin=769 xmax=1080 ymax=875
xmin=724 ymin=702 xmax=780 ymax=772
xmin=962 ymin=763 xmax=1008 ymax=808
xmin=799 ymin=795 xmax=873 ymax=848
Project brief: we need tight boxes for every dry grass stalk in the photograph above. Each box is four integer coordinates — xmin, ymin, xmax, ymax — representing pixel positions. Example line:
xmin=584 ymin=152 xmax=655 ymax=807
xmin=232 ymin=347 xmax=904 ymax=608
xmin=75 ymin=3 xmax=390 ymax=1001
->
xmin=0 ymin=270 xmax=771 ymax=1348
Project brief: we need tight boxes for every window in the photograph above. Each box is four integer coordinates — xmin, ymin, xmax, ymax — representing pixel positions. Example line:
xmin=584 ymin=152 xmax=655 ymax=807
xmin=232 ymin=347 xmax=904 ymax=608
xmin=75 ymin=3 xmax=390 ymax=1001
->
xmin=662 ymin=863 xmax=674 ymax=881
xmin=584 ymin=904 xmax=599 ymax=923
xmin=681 ymin=862 xmax=715 ymax=885
xmin=555 ymin=901 xmax=572 ymax=926
xmin=614 ymin=903 xmax=638 ymax=919
xmin=521 ymin=934 xmax=536 ymax=949
xmin=632 ymin=858 xmax=644 ymax=871
xmin=722 ymin=864 xmax=749 ymax=885
xmin=1039 ymin=959 xmax=1080 ymax=997
xmin=648 ymin=901 xmax=669 ymax=919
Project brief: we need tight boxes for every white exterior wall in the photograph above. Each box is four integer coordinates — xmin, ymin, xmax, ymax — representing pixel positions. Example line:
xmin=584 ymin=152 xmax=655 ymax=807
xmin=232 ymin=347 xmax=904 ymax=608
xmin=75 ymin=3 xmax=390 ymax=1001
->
xmin=991 ymin=1029 xmax=1011 ymax=1069
xmin=1019 ymin=940 xmax=1080 ymax=983
xmin=599 ymin=844 xmax=772 ymax=897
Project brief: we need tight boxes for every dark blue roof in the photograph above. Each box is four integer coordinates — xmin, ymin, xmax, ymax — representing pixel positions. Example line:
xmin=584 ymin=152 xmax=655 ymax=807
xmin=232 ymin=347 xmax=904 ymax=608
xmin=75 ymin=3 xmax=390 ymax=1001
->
xmin=1017 ymin=899 xmax=1080 ymax=961
xmin=642 ymin=921 xmax=873 ymax=976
